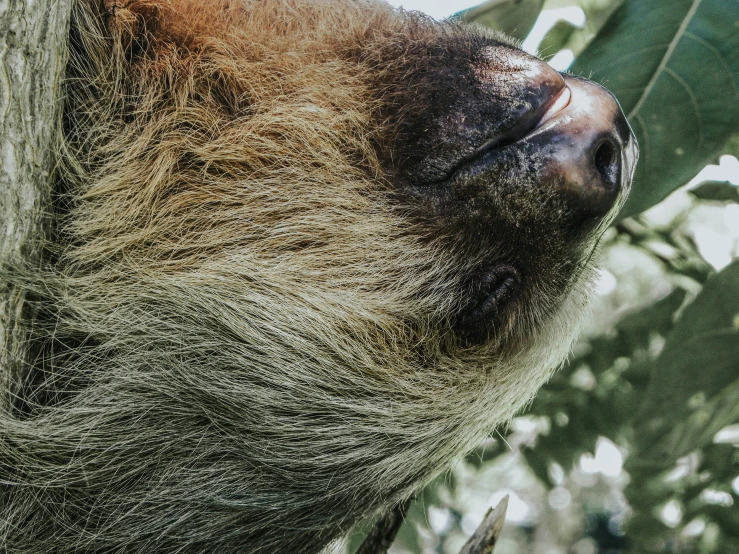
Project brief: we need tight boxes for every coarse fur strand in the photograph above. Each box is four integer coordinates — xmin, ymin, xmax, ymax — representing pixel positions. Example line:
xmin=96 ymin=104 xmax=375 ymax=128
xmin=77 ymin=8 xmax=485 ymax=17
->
xmin=0 ymin=1 xmax=597 ymax=552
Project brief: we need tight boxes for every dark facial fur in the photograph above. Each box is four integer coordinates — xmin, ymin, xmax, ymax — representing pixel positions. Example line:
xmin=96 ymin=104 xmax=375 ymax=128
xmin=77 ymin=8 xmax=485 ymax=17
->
xmin=354 ymin=28 xmax=633 ymax=345
xmin=0 ymin=1 xmax=635 ymax=553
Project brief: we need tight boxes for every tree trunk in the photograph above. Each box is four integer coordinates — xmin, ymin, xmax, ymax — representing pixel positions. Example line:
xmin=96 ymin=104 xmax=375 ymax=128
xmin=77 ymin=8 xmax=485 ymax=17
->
xmin=0 ymin=0 xmax=71 ymax=408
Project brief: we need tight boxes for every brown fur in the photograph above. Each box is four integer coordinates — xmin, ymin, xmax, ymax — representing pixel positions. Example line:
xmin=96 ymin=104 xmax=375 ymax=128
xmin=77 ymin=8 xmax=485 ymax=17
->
xmin=0 ymin=1 xmax=599 ymax=552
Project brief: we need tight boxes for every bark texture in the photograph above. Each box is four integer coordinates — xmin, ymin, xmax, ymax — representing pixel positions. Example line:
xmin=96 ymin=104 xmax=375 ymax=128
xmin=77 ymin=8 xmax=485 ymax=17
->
xmin=458 ymin=495 xmax=508 ymax=554
xmin=0 ymin=0 xmax=71 ymax=407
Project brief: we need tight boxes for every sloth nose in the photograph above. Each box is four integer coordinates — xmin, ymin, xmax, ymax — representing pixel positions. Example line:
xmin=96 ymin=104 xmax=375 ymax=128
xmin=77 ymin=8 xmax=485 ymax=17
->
xmin=477 ymin=49 xmax=637 ymax=223
xmin=527 ymin=74 xmax=638 ymax=222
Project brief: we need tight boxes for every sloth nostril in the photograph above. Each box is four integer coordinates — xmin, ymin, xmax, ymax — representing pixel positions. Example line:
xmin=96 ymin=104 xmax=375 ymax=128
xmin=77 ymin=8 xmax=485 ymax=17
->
xmin=594 ymin=139 xmax=619 ymax=190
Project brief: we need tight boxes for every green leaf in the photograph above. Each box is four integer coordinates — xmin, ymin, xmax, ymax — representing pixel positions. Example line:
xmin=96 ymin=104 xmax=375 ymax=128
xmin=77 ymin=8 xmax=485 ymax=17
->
xmin=538 ymin=20 xmax=578 ymax=61
xmin=664 ymin=260 xmax=739 ymax=352
xmin=689 ymin=180 xmax=739 ymax=202
xmin=571 ymin=0 xmax=739 ymax=218
xmin=455 ymin=0 xmax=545 ymax=41
xmin=616 ymin=287 xmax=687 ymax=349
xmin=634 ymin=329 xmax=739 ymax=463
xmin=539 ymin=0 xmax=625 ymax=60
xmin=632 ymin=263 xmax=739 ymax=462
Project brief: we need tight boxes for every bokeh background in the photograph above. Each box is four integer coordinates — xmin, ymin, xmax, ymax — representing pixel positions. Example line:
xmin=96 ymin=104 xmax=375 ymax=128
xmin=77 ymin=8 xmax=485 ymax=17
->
xmin=346 ymin=0 xmax=739 ymax=552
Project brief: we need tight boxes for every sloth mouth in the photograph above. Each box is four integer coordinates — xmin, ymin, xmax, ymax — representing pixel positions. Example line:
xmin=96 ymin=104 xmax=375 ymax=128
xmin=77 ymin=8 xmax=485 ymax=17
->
xmin=455 ymin=265 xmax=520 ymax=345
xmin=535 ymin=84 xmax=572 ymax=128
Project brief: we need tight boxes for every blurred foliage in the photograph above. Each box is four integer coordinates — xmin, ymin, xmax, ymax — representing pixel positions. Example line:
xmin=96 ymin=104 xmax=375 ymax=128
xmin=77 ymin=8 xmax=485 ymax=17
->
xmin=689 ymin=181 xmax=739 ymax=202
xmin=540 ymin=0 xmax=624 ymax=60
xmin=362 ymin=0 xmax=739 ymax=553
xmin=455 ymin=0 xmax=546 ymax=41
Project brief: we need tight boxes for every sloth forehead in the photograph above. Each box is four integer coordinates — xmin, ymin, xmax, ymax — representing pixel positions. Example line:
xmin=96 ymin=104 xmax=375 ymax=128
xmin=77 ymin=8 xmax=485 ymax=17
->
xmin=118 ymin=0 xmax=524 ymax=202
xmin=116 ymin=0 xmax=512 ymax=106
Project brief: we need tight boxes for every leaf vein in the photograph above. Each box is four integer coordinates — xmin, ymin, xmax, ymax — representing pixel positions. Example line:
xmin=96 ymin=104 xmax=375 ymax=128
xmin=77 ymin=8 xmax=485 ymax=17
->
xmin=684 ymin=31 xmax=739 ymax=100
xmin=627 ymin=0 xmax=704 ymax=120
xmin=592 ymin=45 xmax=670 ymax=77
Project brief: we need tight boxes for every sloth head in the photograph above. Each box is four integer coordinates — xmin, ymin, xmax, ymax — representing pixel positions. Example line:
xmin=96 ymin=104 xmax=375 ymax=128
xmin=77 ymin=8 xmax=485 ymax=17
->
xmin=366 ymin=29 xmax=638 ymax=346
xmin=62 ymin=0 xmax=637 ymax=355
xmin=3 ymin=0 xmax=637 ymax=551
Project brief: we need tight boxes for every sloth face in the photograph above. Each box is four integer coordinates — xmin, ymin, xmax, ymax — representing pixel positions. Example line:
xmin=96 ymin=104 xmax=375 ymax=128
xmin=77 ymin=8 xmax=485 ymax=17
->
xmin=359 ymin=28 xmax=638 ymax=344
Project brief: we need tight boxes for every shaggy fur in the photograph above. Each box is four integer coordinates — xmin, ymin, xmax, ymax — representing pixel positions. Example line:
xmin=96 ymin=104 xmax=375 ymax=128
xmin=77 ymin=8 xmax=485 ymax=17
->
xmin=0 ymin=1 xmax=613 ymax=552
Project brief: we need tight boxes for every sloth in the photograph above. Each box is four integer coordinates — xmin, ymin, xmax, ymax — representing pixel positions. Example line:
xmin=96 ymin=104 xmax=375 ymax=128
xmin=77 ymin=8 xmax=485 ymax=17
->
xmin=0 ymin=0 xmax=637 ymax=552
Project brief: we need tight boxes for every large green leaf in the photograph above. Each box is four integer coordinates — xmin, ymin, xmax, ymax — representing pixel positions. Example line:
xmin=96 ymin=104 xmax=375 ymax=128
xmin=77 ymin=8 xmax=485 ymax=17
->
xmin=633 ymin=329 xmax=739 ymax=463
xmin=631 ymin=262 xmax=739 ymax=462
xmin=571 ymin=0 xmax=739 ymax=218
xmin=455 ymin=0 xmax=545 ymax=41
xmin=664 ymin=260 xmax=739 ymax=352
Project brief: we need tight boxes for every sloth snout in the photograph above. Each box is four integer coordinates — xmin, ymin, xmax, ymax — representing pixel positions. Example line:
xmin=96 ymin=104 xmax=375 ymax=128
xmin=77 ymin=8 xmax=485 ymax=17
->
xmin=526 ymin=75 xmax=639 ymax=223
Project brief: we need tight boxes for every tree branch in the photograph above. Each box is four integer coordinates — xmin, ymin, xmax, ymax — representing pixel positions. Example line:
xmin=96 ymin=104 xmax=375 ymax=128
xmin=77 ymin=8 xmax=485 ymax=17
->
xmin=458 ymin=495 xmax=509 ymax=554
xmin=0 ymin=0 xmax=71 ymax=406
xmin=359 ymin=494 xmax=509 ymax=554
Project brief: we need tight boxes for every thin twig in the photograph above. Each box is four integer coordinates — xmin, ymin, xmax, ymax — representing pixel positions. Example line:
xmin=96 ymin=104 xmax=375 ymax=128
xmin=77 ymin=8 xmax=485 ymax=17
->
xmin=458 ymin=494 xmax=509 ymax=554
xmin=358 ymin=494 xmax=508 ymax=554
